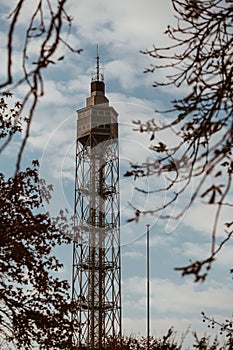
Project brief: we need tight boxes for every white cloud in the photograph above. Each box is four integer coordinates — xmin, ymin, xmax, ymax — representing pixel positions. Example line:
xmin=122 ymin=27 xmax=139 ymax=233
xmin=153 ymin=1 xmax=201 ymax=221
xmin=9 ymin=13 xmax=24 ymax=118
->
xmin=179 ymin=241 xmax=233 ymax=268
xmin=149 ymin=233 xmax=176 ymax=248
xmin=183 ymin=202 xmax=232 ymax=238
xmin=123 ymin=276 xmax=233 ymax=314
xmin=69 ymin=0 xmax=175 ymax=48
xmin=122 ymin=251 xmax=143 ymax=259
xmin=105 ymin=60 xmax=139 ymax=90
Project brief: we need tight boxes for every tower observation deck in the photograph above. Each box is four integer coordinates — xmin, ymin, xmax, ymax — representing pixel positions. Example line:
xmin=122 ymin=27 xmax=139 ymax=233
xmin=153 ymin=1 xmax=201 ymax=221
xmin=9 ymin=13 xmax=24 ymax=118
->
xmin=72 ymin=50 xmax=121 ymax=349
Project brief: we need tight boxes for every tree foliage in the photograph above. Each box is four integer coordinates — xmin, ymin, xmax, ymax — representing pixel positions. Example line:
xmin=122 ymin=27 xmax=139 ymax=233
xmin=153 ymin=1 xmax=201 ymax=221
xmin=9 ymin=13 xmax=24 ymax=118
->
xmin=0 ymin=97 xmax=77 ymax=349
xmin=103 ymin=328 xmax=181 ymax=349
xmin=125 ymin=0 xmax=233 ymax=281
xmin=76 ymin=327 xmax=233 ymax=349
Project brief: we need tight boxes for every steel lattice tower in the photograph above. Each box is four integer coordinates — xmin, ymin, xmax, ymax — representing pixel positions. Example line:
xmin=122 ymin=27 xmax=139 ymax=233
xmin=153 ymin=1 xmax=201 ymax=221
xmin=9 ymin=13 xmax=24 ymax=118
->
xmin=72 ymin=51 xmax=121 ymax=349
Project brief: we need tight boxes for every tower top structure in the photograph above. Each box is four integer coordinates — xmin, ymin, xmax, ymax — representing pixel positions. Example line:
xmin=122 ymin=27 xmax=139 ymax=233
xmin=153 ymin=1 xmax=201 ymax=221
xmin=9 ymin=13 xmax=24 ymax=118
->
xmin=87 ymin=45 xmax=109 ymax=107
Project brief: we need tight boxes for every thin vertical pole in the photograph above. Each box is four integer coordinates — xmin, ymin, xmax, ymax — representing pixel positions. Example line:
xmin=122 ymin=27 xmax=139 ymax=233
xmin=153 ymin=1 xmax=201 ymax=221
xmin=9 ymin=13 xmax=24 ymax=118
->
xmin=146 ymin=224 xmax=150 ymax=350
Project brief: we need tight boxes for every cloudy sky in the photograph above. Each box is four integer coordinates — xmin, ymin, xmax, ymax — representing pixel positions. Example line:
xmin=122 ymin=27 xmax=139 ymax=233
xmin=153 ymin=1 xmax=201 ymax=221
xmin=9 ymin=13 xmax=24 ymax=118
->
xmin=0 ymin=0 xmax=232 ymax=347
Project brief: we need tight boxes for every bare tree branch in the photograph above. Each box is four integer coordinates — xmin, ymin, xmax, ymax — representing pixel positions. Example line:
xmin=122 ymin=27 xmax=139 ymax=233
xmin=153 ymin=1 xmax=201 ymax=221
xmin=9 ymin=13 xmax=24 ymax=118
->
xmin=0 ymin=0 xmax=83 ymax=173
xmin=126 ymin=0 xmax=233 ymax=280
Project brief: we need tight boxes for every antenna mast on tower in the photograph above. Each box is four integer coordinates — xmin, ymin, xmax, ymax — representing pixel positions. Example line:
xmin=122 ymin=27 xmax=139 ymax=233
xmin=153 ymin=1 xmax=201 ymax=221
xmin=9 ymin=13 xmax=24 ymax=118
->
xmin=96 ymin=44 xmax=100 ymax=81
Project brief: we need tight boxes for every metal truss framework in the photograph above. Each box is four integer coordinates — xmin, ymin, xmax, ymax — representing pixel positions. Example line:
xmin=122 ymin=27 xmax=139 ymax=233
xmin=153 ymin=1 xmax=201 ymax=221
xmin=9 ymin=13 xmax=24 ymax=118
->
xmin=72 ymin=104 xmax=121 ymax=349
